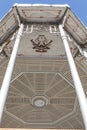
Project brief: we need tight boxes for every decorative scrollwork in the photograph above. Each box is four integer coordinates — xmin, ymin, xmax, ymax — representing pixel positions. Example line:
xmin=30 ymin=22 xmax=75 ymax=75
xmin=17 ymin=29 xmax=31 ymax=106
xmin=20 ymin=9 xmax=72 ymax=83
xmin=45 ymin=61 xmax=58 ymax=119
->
xmin=31 ymin=35 xmax=53 ymax=52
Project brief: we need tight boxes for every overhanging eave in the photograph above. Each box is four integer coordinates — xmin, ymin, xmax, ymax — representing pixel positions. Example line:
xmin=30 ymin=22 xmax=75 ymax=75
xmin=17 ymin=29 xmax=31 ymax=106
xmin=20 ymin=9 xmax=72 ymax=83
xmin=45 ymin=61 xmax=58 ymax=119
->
xmin=0 ymin=4 xmax=87 ymax=45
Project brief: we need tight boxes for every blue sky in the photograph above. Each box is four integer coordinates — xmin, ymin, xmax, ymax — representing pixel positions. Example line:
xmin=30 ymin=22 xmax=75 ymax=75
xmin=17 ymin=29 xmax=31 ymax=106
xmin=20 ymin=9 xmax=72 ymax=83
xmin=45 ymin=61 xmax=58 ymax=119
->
xmin=0 ymin=0 xmax=87 ymax=26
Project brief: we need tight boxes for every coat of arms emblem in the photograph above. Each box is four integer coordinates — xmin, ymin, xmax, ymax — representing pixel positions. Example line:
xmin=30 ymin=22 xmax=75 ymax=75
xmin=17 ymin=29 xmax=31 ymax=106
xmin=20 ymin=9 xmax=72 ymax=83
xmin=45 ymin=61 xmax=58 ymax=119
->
xmin=31 ymin=35 xmax=53 ymax=52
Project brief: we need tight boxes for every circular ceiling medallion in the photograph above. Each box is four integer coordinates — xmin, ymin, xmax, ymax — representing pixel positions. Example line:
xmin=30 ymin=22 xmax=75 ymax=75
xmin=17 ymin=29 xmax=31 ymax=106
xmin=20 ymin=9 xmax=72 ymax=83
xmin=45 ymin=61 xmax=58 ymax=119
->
xmin=32 ymin=95 xmax=48 ymax=108
xmin=34 ymin=99 xmax=45 ymax=107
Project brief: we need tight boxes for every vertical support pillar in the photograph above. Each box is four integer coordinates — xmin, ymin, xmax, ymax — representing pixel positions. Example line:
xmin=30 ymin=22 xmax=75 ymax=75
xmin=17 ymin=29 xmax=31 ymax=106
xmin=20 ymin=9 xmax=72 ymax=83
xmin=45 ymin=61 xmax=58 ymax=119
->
xmin=59 ymin=24 xmax=87 ymax=129
xmin=0 ymin=24 xmax=24 ymax=124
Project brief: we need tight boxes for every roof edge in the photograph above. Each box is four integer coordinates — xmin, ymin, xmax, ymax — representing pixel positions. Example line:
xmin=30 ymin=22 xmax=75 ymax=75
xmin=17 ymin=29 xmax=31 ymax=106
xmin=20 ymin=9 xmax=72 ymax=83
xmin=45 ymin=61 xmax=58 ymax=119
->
xmin=13 ymin=3 xmax=70 ymax=8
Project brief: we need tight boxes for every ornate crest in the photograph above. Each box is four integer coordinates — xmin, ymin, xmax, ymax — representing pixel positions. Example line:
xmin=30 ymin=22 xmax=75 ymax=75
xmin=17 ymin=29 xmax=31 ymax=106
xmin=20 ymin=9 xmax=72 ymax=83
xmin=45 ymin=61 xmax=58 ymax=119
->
xmin=31 ymin=35 xmax=53 ymax=52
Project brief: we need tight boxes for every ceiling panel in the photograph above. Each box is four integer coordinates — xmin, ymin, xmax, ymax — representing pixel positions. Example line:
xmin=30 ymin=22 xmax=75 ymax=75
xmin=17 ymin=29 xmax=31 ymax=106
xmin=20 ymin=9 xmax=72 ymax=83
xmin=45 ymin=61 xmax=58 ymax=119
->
xmin=0 ymin=58 xmax=85 ymax=128
xmin=64 ymin=9 xmax=87 ymax=44
xmin=16 ymin=5 xmax=67 ymax=22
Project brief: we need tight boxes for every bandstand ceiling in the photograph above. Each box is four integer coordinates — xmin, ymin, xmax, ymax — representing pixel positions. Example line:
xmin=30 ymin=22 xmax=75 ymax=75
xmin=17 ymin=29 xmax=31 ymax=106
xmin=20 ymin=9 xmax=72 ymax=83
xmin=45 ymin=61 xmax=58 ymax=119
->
xmin=0 ymin=4 xmax=87 ymax=129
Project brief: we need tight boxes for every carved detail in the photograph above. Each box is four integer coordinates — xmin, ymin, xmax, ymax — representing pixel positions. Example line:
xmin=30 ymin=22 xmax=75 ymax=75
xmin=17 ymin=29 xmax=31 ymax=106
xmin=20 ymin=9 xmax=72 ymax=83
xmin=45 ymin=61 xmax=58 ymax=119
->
xmin=33 ymin=24 xmax=50 ymax=32
xmin=31 ymin=35 xmax=53 ymax=52
xmin=3 ymin=44 xmax=13 ymax=57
